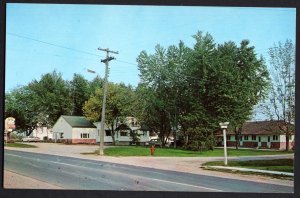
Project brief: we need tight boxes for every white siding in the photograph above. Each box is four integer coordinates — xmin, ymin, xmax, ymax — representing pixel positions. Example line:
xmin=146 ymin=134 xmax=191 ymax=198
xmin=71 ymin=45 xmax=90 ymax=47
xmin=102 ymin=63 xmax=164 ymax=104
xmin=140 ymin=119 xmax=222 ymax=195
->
xmin=52 ymin=116 xmax=73 ymax=139
xmin=73 ymin=128 xmax=97 ymax=139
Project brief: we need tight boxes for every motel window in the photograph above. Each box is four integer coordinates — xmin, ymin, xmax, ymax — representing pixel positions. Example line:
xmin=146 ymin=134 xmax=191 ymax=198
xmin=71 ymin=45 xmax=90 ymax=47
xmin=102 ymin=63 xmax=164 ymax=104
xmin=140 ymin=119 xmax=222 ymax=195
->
xmin=81 ymin=133 xmax=89 ymax=139
xmin=273 ymin=135 xmax=278 ymax=141
xmin=244 ymin=135 xmax=248 ymax=141
xmin=105 ymin=130 xmax=112 ymax=136
xmin=120 ymin=131 xmax=127 ymax=136
xmin=252 ymin=135 xmax=256 ymax=141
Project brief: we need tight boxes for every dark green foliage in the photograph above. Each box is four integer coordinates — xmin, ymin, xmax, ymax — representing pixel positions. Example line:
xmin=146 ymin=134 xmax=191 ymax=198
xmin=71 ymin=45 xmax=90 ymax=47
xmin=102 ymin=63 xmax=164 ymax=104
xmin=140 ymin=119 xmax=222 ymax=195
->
xmin=136 ymin=31 xmax=270 ymax=150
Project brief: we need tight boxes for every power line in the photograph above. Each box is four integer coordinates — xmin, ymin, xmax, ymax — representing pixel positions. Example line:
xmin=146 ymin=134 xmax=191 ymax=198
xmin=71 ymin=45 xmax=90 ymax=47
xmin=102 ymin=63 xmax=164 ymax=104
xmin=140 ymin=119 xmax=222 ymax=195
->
xmin=7 ymin=32 xmax=102 ymax=58
xmin=7 ymin=32 xmax=139 ymax=66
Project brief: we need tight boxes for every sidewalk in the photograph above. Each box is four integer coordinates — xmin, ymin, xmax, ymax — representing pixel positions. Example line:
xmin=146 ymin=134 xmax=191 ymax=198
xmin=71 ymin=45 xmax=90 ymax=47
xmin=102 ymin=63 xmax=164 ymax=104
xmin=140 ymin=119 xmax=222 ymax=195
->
xmin=4 ymin=143 xmax=294 ymax=187
xmin=4 ymin=170 xmax=63 ymax=189
xmin=204 ymin=166 xmax=294 ymax=177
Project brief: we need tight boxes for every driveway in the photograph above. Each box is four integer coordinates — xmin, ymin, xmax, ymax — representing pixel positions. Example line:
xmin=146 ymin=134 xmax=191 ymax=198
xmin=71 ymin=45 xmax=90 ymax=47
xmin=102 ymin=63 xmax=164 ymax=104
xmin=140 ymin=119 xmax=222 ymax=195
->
xmin=4 ymin=143 xmax=294 ymax=187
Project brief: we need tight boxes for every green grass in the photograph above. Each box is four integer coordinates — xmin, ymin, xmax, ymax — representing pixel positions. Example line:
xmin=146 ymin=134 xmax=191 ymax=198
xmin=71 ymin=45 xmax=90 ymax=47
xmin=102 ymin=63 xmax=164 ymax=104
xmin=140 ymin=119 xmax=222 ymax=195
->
xmin=102 ymin=146 xmax=293 ymax=157
xmin=4 ymin=143 xmax=38 ymax=148
xmin=203 ymin=159 xmax=294 ymax=173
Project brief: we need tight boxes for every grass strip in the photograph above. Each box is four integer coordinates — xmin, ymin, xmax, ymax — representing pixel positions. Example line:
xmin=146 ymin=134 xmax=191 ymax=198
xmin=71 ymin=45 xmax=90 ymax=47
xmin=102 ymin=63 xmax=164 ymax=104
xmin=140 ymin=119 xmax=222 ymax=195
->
xmin=203 ymin=159 xmax=294 ymax=173
xmin=4 ymin=143 xmax=38 ymax=148
xmin=102 ymin=146 xmax=292 ymax=157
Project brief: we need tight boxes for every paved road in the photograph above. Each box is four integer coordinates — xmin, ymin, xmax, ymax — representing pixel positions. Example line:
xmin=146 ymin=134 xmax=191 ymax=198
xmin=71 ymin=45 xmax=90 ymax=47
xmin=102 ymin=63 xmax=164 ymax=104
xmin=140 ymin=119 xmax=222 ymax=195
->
xmin=4 ymin=150 xmax=293 ymax=192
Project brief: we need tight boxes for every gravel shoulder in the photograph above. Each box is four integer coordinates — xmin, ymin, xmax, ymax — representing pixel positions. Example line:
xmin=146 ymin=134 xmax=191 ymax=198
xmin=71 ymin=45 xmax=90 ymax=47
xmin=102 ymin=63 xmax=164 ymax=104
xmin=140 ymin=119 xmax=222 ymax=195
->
xmin=4 ymin=170 xmax=63 ymax=189
xmin=4 ymin=143 xmax=294 ymax=188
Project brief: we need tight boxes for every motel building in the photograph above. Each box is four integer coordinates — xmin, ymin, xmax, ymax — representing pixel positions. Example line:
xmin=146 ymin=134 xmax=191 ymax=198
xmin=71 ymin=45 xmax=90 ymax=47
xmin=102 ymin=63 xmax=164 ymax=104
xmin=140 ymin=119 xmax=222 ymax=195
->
xmin=216 ymin=120 xmax=295 ymax=150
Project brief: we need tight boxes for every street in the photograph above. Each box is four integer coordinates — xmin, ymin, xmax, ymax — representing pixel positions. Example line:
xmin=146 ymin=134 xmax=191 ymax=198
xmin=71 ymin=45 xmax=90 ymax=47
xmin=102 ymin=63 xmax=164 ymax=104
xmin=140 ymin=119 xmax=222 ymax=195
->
xmin=4 ymin=149 xmax=293 ymax=192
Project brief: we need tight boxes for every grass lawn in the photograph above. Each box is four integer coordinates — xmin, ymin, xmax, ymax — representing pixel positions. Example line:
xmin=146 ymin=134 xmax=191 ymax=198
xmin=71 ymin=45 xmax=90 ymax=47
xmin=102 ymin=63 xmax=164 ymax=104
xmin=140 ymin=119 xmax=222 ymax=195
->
xmin=203 ymin=159 xmax=294 ymax=173
xmin=4 ymin=143 xmax=38 ymax=148
xmin=102 ymin=146 xmax=293 ymax=157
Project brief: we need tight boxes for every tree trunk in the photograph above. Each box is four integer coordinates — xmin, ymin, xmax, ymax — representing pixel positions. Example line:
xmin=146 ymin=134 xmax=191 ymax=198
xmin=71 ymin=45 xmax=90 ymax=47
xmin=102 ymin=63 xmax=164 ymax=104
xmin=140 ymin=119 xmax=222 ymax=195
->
xmin=111 ymin=123 xmax=116 ymax=146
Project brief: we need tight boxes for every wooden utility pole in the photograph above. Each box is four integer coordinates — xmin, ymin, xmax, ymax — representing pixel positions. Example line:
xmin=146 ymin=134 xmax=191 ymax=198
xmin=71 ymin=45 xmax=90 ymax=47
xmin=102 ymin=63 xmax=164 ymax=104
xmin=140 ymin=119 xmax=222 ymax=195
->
xmin=98 ymin=47 xmax=118 ymax=155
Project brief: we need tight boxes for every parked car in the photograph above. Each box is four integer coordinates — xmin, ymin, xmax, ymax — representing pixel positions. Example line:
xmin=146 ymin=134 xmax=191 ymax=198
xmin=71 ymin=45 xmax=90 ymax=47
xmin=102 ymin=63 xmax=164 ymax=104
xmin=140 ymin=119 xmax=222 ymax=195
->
xmin=22 ymin=137 xmax=41 ymax=142
xmin=149 ymin=139 xmax=162 ymax=147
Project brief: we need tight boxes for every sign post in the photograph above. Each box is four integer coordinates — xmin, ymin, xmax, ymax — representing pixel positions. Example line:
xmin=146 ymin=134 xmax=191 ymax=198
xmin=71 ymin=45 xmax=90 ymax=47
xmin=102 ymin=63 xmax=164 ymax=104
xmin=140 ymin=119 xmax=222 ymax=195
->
xmin=219 ymin=122 xmax=229 ymax=166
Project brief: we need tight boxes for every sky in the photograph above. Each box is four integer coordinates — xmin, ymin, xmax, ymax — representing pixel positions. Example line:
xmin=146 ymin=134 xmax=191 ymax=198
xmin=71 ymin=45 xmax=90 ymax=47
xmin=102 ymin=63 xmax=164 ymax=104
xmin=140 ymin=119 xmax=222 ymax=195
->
xmin=5 ymin=3 xmax=296 ymax=119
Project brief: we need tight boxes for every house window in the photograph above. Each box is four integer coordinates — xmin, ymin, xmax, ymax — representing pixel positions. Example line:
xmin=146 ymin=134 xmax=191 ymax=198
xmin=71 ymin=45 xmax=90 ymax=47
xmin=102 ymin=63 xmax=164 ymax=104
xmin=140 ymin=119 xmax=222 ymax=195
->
xmin=268 ymin=136 xmax=270 ymax=142
xmin=60 ymin=133 xmax=64 ymax=138
xmin=226 ymin=135 xmax=231 ymax=141
xmin=105 ymin=130 xmax=111 ymax=136
xmin=252 ymin=135 xmax=256 ymax=141
xmin=258 ymin=137 xmax=261 ymax=142
xmin=240 ymin=136 xmax=242 ymax=141
xmin=273 ymin=135 xmax=278 ymax=141
xmin=120 ymin=131 xmax=127 ymax=136
xmin=143 ymin=131 xmax=147 ymax=136
xmin=244 ymin=135 xmax=248 ymax=140
xmin=81 ymin=133 xmax=89 ymax=138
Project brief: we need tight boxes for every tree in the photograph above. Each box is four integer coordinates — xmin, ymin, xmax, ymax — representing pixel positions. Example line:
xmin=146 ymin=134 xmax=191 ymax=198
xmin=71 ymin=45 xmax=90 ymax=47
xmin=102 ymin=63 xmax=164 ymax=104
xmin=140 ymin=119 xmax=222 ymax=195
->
xmin=70 ymin=74 xmax=90 ymax=116
xmin=136 ymin=31 xmax=270 ymax=150
xmin=5 ymin=86 xmax=40 ymax=136
xmin=83 ymin=82 xmax=135 ymax=145
xmin=5 ymin=71 xmax=74 ymax=136
xmin=261 ymin=40 xmax=295 ymax=150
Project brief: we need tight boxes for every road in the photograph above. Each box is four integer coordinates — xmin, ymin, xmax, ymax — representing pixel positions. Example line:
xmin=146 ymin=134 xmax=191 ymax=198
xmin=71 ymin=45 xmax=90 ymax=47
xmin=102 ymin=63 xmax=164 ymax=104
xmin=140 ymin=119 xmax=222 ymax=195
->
xmin=4 ymin=150 xmax=293 ymax=192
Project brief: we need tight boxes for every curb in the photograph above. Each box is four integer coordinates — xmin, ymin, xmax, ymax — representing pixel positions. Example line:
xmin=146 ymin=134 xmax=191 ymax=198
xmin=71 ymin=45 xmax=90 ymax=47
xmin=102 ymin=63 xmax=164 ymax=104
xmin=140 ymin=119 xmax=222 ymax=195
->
xmin=204 ymin=166 xmax=294 ymax=177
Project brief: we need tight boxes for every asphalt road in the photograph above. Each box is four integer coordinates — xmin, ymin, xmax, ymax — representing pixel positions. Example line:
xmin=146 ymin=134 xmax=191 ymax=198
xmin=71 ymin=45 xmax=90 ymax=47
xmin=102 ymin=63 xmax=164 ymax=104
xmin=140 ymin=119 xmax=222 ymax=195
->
xmin=4 ymin=150 xmax=293 ymax=192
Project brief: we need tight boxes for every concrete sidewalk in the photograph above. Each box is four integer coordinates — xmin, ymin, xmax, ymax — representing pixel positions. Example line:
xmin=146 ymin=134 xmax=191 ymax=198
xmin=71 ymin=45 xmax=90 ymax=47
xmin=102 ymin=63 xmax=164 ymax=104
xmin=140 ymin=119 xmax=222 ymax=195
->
xmin=4 ymin=143 xmax=294 ymax=187
xmin=4 ymin=170 xmax=63 ymax=189
xmin=205 ymin=166 xmax=294 ymax=177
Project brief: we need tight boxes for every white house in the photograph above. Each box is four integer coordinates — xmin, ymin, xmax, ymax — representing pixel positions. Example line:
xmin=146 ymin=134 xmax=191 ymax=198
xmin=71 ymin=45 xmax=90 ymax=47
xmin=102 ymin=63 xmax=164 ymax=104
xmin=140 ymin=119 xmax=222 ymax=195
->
xmin=30 ymin=126 xmax=53 ymax=140
xmin=52 ymin=115 xmax=97 ymax=144
xmin=94 ymin=116 xmax=151 ymax=145
xmin=52 ymin=116 xmax=151 ymax=145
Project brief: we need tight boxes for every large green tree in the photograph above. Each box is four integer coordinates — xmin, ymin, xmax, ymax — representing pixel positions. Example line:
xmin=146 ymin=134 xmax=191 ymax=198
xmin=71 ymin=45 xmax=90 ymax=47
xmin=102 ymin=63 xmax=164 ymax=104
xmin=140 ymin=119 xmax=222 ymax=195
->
xmin=136 ymin=31 xmax=270 ymax=150
xmin=5 ymin=71 xmax=74 ymax=135
xmin=83 ymin=82 xmax=135 ymax=145
xmin=70 ymin=73 xmax=90 ymax=116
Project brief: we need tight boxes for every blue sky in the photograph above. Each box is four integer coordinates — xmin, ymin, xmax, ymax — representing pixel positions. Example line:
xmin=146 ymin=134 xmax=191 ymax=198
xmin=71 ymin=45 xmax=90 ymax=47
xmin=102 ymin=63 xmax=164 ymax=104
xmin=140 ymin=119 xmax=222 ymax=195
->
xmin=6 ymin=4 xmax=296 ymax=93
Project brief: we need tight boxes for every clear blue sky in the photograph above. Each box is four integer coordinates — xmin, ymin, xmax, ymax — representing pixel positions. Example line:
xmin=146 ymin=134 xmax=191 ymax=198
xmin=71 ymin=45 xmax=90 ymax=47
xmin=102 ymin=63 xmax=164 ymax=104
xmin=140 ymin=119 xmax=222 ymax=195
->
xmin=6 ymin=3 xmax=296 ymax=122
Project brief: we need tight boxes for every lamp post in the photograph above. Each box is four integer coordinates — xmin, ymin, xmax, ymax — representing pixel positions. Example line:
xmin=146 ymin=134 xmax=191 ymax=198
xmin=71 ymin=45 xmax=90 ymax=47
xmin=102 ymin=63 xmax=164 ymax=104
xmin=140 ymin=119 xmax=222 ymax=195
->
xmin=219 ymin=122 xmax=229 ymax=166
xmin=87 ymin=68 xmax=104 ymax=155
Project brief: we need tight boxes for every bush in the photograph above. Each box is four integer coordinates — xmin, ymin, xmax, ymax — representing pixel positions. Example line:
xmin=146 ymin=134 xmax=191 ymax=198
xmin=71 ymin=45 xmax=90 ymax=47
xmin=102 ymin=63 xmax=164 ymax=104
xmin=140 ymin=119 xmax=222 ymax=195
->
xmin=7 ymin=139 xmax=15 ymax=143
xmin=184 ymin=127 xmax=216 ymax=151
xmin=43 ymin=136 xmax=48 ymax=141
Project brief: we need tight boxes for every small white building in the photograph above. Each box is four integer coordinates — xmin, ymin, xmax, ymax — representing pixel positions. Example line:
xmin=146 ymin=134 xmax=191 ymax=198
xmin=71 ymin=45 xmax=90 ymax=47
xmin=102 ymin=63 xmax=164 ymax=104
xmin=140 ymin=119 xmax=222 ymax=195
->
xmin=30 ymin=126 xmax=53 ymax=140
xmin=52 ymin=115 xmax=97 ymax=144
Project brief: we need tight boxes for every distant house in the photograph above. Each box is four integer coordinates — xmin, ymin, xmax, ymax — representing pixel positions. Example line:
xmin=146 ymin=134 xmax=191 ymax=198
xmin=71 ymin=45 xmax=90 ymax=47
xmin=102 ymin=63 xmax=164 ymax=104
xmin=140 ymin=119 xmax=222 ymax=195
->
xmin=52 ymin=115 xmax=97 ymax=144
xmin=52 ymin=116 xmax=150 ymax=145
xmin=215 ymin=120 xmax=295 ymax=150
xmin=94 ymin=116 xmax=151 ymax=145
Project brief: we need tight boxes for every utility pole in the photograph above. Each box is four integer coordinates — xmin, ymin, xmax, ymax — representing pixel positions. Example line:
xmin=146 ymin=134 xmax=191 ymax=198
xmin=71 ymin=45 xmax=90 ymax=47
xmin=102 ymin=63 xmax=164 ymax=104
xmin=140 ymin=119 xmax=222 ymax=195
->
xmin=98 ymin=47 xmax=118 ymax=155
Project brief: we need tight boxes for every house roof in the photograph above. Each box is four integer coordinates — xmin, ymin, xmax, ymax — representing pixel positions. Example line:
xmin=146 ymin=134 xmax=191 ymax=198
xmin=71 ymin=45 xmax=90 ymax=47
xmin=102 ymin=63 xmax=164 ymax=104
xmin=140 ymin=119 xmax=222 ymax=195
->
xmin=116 ymin=124 xmax=131 ymax=131
xmin=62 ymin=116 xmax=96 ymax=128
xmin=240 ymin=120 xmax=294 ymax=135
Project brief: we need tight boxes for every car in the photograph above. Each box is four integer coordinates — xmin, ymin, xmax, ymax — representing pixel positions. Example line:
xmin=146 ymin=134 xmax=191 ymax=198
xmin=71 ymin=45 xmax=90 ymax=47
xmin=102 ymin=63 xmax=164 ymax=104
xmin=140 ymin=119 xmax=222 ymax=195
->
xmin=149 ymin=139 xmax=162 ymax=146
xmin=22 ymin=137 xmax=41 ymax=142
